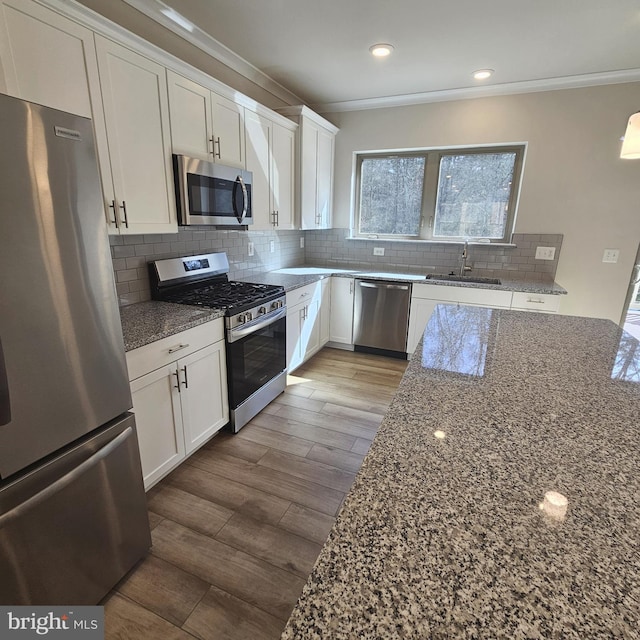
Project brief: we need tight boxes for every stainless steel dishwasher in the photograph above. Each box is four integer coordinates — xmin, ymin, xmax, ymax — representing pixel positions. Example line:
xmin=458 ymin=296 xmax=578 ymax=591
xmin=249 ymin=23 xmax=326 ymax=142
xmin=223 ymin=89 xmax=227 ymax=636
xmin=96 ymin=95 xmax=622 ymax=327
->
xmin=353 ymin=279 xmax=412 ymax=358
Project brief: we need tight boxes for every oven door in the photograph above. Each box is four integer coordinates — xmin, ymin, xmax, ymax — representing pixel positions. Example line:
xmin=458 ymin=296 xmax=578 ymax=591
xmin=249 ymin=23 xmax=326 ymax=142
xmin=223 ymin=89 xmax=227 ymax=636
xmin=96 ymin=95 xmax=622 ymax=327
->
xmin=226 ymin=312 xmax=286 ymax=411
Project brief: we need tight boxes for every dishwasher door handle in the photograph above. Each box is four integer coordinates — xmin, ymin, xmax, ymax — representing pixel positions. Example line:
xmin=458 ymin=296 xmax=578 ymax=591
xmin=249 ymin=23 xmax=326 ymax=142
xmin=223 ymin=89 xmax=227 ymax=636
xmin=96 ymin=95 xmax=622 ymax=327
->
xmin=358 ymin=281 xmax=409 ymax=291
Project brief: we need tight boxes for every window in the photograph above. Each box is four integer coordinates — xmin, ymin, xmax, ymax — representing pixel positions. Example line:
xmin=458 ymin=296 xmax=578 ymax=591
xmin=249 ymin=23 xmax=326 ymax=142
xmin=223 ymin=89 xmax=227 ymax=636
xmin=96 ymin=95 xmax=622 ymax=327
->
xmin=355 ymin=145 xmax=524 ymax=243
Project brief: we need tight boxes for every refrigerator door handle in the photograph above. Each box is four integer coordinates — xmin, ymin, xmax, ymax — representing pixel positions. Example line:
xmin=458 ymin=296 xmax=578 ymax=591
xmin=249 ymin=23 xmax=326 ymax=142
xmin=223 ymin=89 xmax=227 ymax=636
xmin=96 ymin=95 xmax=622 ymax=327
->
xmin=0 ymin=337 xmax=10 ymax=426
xmin=0 ymin=427 xmax=133 ymax=529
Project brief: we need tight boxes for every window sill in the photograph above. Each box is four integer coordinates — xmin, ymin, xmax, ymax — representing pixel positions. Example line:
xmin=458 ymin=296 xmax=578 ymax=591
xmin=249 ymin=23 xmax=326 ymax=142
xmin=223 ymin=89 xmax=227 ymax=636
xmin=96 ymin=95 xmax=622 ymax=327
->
xmin=345 ymin=236 xmax=517 ymax=248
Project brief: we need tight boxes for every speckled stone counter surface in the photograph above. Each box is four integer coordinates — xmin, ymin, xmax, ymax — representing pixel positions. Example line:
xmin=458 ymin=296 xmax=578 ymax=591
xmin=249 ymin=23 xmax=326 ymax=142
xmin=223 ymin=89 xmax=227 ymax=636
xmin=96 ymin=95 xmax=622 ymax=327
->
xmin=240 ymin=266 xmax=566 ymax=295
xmin=282 ymin=306 xmax=639 ymax=639
xmin=119 ymin=301 xmax=224 ymax=351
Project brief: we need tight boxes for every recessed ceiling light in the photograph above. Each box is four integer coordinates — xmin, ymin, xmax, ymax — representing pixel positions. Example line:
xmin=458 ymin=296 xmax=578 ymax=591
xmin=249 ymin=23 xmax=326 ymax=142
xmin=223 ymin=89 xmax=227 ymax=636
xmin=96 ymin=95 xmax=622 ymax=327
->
xmin=369 ymin=43 xmax=394 ymax=58
xmin=473 ymin=69 xmax=494 ymax=80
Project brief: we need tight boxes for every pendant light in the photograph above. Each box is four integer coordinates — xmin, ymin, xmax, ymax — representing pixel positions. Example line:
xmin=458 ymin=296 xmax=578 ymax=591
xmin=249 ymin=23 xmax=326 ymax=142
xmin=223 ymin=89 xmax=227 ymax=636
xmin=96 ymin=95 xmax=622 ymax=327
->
xmin=620 ymin=112 xmax=640 ymax=159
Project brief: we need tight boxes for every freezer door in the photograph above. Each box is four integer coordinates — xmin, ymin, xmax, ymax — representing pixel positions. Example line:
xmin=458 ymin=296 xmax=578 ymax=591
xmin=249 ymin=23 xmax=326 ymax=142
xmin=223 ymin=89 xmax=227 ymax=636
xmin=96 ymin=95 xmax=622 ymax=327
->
xmin=0 ymin=94 xmax=132 ymax=478
xmin=0 ymin=413 xmax=150 ymax=605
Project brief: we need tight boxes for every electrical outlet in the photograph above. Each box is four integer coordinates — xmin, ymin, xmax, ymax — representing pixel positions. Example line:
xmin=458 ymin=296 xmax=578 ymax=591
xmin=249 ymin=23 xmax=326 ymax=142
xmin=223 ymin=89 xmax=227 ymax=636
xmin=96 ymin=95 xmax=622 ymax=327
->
xmin=373 ymin=247 xmax=385 ymax=256
xmin=602 ymin=249 xmax=620 ymax=264
xmin=535 ymin=246 xmax=556 ymax=260
xmin=300 ymin=237 xmax=304 ymax=249
xmin=270 ymin=240 xmax=275 ymax=253
xmin=247 ymin=242 xmax=254 ymax=257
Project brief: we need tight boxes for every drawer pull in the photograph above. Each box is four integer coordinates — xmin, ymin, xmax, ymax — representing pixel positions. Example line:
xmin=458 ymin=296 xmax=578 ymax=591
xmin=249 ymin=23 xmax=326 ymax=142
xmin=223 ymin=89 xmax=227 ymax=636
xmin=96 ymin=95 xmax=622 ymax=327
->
xmin=526 ymin=299 xmax=545 ymax=304
xmin=168 ymin=343 xmax=190 ymax=354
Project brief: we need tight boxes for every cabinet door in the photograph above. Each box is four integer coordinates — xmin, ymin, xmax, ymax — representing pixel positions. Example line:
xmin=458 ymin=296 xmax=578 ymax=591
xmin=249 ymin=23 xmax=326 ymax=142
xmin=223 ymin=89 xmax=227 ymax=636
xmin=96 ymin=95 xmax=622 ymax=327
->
xmin=130 ymin=364 xmax=185 ymax=489
xmin=286 ymin=304 xmax=303 ymax=372
xmin=167 ymin=70 xmax=213 ymax=160
xmin=211 ymin=92 xmax=245 ymax=168
xmin=316 ymin=126 xmax=334 ymax=228
xmin=95 ymin=36 xmax=176 ymax=234
xmin=300 ymin=120 xmax=319 ymax=229
xmin=0 ymin=0 xmax=99 ymax=118
xmin=271 ymin=122 xmax=295 ymax=229
xmin=407 ymin=298 xmax=439 ymax=354
xmin=245 ymin=110 xmax=272 ymax=229
xmin=302 ymin=298 xmax=321 ymax=361
xmin=330 ymin=277 xmax=355 ymax=344
xmin=320 ymin=278 xmax=331 ymax=345
xmin=180 ymin=342 xmax=229 ymax=454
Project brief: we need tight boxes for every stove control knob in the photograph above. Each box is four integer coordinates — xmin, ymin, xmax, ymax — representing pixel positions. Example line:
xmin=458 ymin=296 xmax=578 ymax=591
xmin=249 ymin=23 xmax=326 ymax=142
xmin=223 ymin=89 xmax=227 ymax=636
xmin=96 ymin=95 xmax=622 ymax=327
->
xmin=245 ymin=311 xmax=253 ymax=321
xmin=237 ymin=313 xmax=246 ymax=324
xmin=270 ymin=301 xmax=279 ymax=310
xmin=258 ymin=306 xmax=267 ymax=315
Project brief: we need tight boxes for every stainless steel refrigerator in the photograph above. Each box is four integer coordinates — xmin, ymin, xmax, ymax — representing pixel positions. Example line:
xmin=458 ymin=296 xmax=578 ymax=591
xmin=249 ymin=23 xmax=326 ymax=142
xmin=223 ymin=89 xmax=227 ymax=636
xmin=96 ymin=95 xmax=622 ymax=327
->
xmin=0 ymin=93 xmax=151 ymax=604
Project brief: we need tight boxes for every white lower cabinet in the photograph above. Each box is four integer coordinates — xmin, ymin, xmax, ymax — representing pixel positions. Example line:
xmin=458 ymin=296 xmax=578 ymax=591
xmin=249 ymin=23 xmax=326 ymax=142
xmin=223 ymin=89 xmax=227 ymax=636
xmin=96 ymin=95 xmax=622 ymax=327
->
xmin=320 ymin=278 xmax=331 ymax=345
xmin=329 ymin=277 xmax=355 ymax=346
xmin=286 ymin=281 xmax=326 ymax=372
xmin=126 ymin=320 xmax=228 ymax=489
xmin=511 ymin=291 xmax=561 ymax=313
xmin=407 ymin=284 xmax=512 ymax=354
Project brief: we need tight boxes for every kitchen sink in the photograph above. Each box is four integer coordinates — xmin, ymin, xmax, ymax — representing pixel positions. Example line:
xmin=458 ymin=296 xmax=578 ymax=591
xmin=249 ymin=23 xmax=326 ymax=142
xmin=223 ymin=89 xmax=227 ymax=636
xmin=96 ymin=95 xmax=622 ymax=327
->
xmin=426 ymin=274 xmax=502 ymax=285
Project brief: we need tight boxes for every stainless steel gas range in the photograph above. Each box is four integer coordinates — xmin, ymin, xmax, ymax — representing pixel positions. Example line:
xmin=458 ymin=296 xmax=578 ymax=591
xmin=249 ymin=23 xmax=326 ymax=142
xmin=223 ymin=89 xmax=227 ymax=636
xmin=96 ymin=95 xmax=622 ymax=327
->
xmin=148 ymin=253 xmax=286 ymax=432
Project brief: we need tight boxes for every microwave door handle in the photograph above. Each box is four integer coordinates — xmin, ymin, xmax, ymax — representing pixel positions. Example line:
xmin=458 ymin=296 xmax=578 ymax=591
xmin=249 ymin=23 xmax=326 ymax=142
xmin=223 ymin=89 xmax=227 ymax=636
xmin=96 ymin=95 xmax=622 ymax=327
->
xmin=234 ymin=175 xmax=248 ymax=223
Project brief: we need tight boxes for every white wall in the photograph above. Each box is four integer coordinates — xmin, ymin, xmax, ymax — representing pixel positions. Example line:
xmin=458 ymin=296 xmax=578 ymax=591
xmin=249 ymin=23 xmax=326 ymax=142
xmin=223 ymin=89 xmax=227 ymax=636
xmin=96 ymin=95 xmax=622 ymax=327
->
xmin=327 ymin=83 xmax=640 ymax=322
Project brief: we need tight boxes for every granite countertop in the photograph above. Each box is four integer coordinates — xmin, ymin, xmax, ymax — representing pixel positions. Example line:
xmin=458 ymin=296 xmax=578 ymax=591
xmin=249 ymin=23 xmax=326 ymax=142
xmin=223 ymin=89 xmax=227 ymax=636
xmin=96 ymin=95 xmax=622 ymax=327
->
xmin=241 ymin=266 xmax=566 ymax=295
xmin=119 ymin=301 xmax=224 ymax=351
xmin=282 ymin=306 xmax=640 ymax=639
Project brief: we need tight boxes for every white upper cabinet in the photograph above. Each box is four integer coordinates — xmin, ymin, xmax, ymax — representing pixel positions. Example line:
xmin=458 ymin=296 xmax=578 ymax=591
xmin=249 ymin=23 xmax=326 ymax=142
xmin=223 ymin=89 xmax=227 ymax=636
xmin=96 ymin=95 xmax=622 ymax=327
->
xmin=245 ymin=110 xmax=296 ymax=230
xmin=94 ymin=35 xmax=176 ymax=234
xmin=211 ymin=92 xmax=245 ymax=167
xmin=167 ymin=70 xmax=245 ymax=168
xmin=278 ymin=106 xmax=339 ymax=229
xmin=0 ymin=0 xmax=99 ymax=118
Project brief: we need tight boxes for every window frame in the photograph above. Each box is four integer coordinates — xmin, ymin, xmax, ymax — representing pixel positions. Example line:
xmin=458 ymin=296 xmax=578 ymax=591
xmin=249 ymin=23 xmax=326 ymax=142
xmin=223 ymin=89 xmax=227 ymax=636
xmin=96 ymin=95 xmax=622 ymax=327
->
xmin=353 ymin=144 xmax=526 ymax=243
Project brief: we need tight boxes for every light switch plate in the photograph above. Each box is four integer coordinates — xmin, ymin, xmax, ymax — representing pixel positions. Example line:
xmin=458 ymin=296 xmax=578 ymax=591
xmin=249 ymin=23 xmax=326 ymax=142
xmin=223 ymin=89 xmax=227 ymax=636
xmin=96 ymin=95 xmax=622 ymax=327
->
xmin=300 ymin=237 xmax=304 ymax=249
xmin=602 ymin=249 xmax=620 ymax=263
xmin=270 ymin=240 xmax=275 ymax=253
xmin=535 ymin=246 xmax=556 ymax=260
xmin=373 ymin=247 xmax=385 ymax=256
xmin=248 ymin=242 xmax=254 ymax=257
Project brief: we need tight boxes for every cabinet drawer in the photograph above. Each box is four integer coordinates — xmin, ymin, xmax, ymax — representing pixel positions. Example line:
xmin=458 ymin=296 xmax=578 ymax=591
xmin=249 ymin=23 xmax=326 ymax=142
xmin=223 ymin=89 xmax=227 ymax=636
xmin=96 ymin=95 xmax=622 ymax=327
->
xmin=126 ymin=319 xmax=224 ymax=381
xmin=511 ymin=292 xmax=561 ymax=313
xmin=286 ymin=281 xmax=322 ymax=308
xmin=412 ymin=283 xmax=512 ymax=308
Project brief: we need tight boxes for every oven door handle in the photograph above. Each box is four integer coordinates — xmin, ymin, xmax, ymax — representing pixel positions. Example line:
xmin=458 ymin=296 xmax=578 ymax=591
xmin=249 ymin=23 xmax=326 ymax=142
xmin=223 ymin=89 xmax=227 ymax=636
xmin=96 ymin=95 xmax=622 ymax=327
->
xmin=228 ymin=307 xmax=287 ymax=343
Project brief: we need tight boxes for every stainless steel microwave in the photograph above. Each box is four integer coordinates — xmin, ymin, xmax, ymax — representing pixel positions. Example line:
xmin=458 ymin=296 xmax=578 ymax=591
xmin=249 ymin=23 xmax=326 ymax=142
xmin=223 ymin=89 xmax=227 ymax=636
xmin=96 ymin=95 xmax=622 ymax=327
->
xmin=173 ymin=154 xmax=253 ymax=226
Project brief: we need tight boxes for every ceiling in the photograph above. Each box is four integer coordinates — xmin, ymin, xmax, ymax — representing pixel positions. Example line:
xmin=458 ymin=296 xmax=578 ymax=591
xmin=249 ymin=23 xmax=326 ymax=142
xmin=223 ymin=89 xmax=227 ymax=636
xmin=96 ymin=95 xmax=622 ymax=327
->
xmin=124 ymin=0 xmax=640 ymax=110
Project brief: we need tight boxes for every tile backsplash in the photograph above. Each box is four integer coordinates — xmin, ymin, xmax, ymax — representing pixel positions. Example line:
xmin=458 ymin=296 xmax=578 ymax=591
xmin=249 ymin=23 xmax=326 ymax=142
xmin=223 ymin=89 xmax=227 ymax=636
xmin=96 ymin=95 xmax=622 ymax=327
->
xmin=110 ymin=228 xmax=304 ymax=306
xmin=304 ymin=230 xmax=562 ymax=282
xmin=110 ymin=228 xmax=562 ymax=306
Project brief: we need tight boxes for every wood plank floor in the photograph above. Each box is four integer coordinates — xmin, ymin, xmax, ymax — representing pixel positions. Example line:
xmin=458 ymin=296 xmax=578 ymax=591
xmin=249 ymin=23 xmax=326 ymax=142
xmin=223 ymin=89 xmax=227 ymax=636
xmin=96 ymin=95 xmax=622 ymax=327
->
xmin=103 ymin=347 xmax=407 ymax=640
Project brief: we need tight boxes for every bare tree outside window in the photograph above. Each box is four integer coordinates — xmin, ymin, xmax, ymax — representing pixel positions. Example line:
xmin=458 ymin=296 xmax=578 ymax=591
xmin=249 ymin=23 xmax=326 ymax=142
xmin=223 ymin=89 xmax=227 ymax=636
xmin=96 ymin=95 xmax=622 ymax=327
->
xmin=434 ymin=152 xmax=517 ymax=239
xmin=359 ymin=156 xmax=425 ymax=235
xmin=355 ymin=145 xmax=524 ymax=242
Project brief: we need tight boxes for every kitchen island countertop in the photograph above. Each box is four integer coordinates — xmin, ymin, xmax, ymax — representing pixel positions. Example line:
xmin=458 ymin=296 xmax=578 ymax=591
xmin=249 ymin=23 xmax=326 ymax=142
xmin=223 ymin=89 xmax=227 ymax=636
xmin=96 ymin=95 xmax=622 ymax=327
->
xmin=282 ymin=306 xmax=640 ymax=639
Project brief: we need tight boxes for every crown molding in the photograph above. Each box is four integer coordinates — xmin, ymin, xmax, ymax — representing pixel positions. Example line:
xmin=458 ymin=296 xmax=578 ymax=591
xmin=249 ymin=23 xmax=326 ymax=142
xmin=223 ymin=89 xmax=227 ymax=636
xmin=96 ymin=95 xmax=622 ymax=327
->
xmin=313 ymin=68 xmax=640 ymax=114
xmin=120 ymin=0 xmax=303 ymax=106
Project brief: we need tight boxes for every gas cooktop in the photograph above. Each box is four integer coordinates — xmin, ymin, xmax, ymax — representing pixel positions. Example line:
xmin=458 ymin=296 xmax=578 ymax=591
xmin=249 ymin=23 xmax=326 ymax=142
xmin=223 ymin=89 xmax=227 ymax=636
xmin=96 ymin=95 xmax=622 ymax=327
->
xmin=148 ymin=253 xmax=285 ymax=316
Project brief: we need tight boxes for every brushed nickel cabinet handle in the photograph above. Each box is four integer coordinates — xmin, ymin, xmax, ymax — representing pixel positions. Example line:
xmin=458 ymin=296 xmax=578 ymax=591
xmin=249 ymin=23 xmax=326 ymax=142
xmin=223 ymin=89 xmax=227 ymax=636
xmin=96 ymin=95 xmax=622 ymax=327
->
xmin=214 ymin=136 xmax=221 ymax=159
xmin=173 ymin=369 xmax=181 ymax=392
xmin=167 ymin=343 xmax=190 ymax=354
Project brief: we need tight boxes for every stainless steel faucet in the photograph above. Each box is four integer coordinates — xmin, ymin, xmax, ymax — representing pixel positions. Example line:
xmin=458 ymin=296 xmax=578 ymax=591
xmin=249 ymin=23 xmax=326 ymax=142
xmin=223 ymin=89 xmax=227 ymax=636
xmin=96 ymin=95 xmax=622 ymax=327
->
xmin=460 ymin=241 xmax=472 ymax=276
